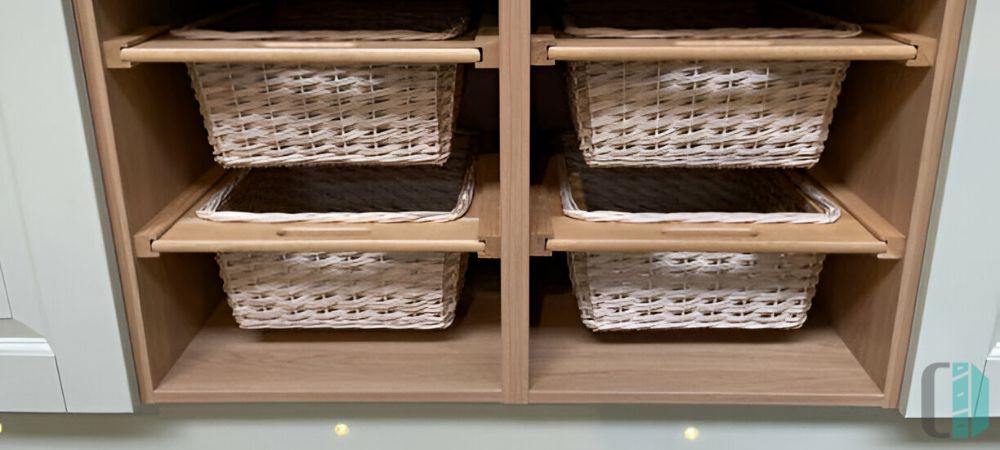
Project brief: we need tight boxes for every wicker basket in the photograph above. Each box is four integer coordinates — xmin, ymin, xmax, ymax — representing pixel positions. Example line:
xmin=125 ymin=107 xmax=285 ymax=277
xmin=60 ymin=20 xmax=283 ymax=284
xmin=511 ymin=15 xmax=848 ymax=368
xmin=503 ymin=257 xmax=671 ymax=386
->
xmin=569 ymin=252 xmax=824 ymax=331
xmin=201 ymin=142 xmax=475 ymax=329
xmin=559 ymin=149 xmax=835 ymax=331
xmin=174 ymin=0 xmax=470 ymax=168
xmin=218 ymin=252 xmax=466 ymax=330
xmin=563 ymin=0 xmax=860 ymax=169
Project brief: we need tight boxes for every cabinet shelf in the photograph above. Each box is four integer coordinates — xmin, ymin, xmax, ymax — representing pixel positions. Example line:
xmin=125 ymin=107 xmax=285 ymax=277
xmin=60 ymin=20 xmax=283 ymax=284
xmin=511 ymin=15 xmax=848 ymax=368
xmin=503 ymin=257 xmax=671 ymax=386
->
xmin=152 ymin=260 xmax=503 ymax=403
xmin=530 ymin=156 xmax=905 ymax=258
xmin=529 ymin=279 xmax=884 ymax=406
xmin=105 ymin=19 xmax=499 ymax=69
xmin=134 ymin=154 xmax=500 ymax=258
xmin=531 ymin=29 xmax=934 ymax=66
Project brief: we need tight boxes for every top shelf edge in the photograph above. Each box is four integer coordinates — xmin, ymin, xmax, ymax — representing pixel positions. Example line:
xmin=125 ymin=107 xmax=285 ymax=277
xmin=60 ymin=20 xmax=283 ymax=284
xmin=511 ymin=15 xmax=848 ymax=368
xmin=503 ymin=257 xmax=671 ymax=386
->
xmin=104 ymin=25 xmax=933 ymax=68
xmin=534 ymin=29 xmax=934 ymax=66
xmin=104 ymin=24 xmax=498 ymax=68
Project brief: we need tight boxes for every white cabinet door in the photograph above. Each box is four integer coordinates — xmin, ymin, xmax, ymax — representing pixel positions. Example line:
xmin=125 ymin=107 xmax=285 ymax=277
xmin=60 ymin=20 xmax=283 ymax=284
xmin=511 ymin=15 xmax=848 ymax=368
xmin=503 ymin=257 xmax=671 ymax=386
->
xmin=0 ymin=81 xmax=62 ymax=413
xmin=0 ymin=321 xmax=65 ymax=412
xmin=901 ymin=1 xmax=1000 ymax=418
xmin=0 ymin=0 xmax=134 ymax=413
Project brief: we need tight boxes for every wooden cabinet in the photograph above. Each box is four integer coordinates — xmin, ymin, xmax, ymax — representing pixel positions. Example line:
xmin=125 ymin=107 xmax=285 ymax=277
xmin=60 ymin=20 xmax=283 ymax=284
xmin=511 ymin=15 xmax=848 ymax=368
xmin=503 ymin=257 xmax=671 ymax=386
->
xmin=72 ymin=0 xmax=967 ymax=407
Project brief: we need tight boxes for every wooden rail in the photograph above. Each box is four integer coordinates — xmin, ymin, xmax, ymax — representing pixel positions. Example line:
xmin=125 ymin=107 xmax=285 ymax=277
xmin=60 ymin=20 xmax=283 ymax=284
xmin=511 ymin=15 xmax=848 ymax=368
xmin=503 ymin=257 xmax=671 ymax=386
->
xmin=105 ymin=20 xmax=499 ymax=68
xmin=532 ymin=30 xmax=934 ymax=66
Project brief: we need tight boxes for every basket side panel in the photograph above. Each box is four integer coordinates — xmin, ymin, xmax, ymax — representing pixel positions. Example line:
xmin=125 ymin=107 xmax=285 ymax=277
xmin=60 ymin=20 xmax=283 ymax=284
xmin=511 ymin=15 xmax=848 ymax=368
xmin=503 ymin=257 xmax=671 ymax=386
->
xmin=217 ymin=252 xmax=462 ymax=329
xmin=189 ymin=63 xmax=459 ymax=167
xmin=569 ymin=60 xmax=850 ymax=169
xmin=571 ymin=252 xmax=825 ymax=331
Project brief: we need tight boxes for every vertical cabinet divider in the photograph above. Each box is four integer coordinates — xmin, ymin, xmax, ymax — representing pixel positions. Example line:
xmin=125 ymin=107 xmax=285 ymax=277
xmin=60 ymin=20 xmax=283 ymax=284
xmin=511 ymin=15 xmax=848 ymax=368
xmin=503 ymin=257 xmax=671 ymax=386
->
xmin=500 ymin=0 xmax=532 ymax=404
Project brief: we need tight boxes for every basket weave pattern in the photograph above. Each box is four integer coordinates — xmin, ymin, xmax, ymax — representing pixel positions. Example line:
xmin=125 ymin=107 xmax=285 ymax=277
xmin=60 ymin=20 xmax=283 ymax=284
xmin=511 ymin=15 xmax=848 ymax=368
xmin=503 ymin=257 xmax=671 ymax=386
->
xmin=563 ymin=0 xmax=858 ymax=168
xmin=569 ymin=252 xmax=824 ymax=331
xmin=568 ymin=60 xmax=850 ymax=168
xmin=560 ymin=141 xmax=833 ymax=331
xmin=219 ymin=252 xmax=466 ymax=329
xmin=189 ymin=63 xmax=459 ymax=167
xmin=176 ymin=0 xmax=469 ymax=167
xmin=201 ymin=141 xmax=474 ymax=329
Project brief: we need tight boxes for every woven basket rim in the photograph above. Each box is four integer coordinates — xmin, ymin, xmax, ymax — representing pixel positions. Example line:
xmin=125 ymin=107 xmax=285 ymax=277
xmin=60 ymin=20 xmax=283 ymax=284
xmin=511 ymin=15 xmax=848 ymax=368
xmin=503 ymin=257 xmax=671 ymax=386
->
xmin=172 ymin=1 xmax=470 ymax=42
xmin=196 ymin=144 xmax=477 ymax=224
xmin=558 ymin=153 xmax=842 ymax=224
xmin=561 ymin=0 xmax=862 ymax=40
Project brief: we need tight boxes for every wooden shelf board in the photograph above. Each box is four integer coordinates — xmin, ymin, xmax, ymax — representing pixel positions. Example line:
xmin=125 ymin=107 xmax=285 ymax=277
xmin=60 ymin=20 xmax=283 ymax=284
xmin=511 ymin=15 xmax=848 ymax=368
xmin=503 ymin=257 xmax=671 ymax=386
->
xmin=528 ymin=287 xmax=885 ymax=406
xmin=152 ymin=264 xmax=503 ymax=403
xmin=530 ymin=156 xmax=901 ymax=257
xmin=106 ymin=22 xmax=498 ymax=68
xmin=135 ymin=154 xmax=500 ymax=257
xmin=534 ymin=31 xmax=928 ymax=65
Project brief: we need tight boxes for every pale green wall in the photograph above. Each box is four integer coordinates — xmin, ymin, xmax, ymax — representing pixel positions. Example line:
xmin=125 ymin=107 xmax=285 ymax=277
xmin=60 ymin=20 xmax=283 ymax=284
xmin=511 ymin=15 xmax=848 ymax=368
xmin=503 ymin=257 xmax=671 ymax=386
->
xmin=0 ymin=0 xmax=134 ymax=413
xmin=900 ymin=0 xmax=1000 ymax=418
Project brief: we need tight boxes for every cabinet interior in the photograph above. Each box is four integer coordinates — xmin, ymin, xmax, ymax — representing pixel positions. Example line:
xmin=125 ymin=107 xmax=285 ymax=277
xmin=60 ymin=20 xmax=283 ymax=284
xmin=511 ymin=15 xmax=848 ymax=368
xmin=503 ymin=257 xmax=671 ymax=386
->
xmin=80 ymin=0 xmax=503 ymax=403
xmin=73 ymin=0 xmax=964 ymax=406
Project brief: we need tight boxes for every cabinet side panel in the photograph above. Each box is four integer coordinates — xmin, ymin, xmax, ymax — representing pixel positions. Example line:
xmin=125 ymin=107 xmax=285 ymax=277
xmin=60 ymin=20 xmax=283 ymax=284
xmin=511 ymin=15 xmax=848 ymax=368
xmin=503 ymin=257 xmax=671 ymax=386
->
xmin=73 ymin=0 xmax=227 ymax=401
xmin=816 ymin=0 xmax=967 ymax=408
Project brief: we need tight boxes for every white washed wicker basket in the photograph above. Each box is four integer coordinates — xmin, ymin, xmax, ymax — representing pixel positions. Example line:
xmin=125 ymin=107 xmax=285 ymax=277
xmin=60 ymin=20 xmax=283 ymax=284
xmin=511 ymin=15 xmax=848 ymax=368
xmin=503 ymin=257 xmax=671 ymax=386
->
xmin=201 ymin=143 xmax=475 ymax=329
xmin=174 ymin=0 xmax=470 ymax=168
xmin=218 ymin=251 xmax=466 ymax=330
xmin=560 ymin=150 xmax=834 ymax=331
xmin=563 ymin=0 xmax=860 ymax=169
xmin=569 ymin=252 xmax=824 ymax=331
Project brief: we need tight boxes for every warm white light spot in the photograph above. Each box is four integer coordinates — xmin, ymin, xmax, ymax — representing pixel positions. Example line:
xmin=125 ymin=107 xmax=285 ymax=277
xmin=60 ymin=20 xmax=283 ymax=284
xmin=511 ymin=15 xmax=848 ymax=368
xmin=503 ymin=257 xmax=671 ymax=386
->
xmin=683 ymin=426 xmax=700 ymax=441
xmin=334 ymin=423 xmax=350 ymax=437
